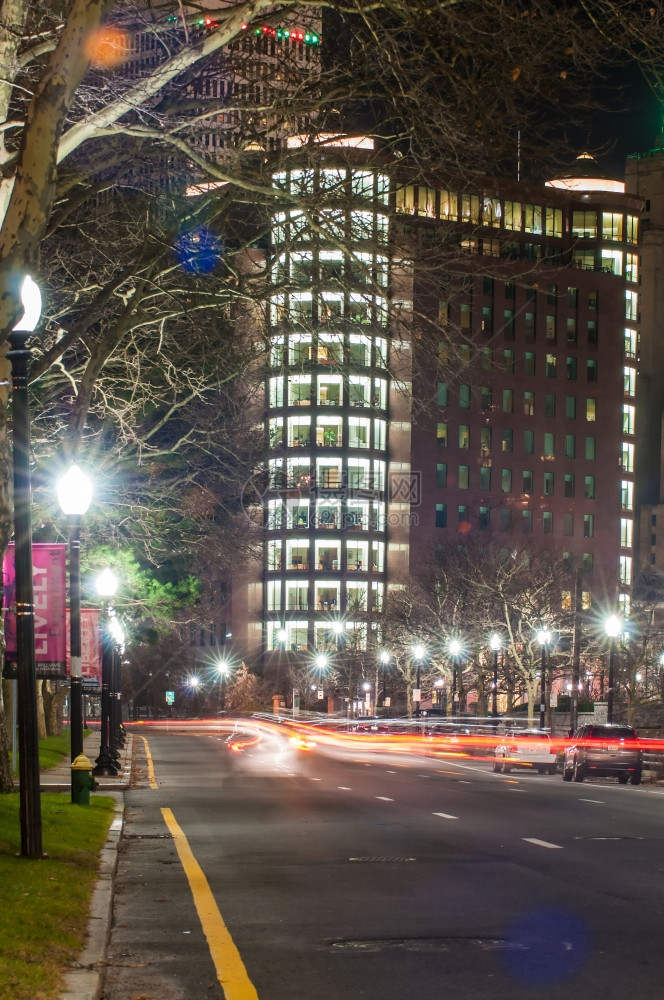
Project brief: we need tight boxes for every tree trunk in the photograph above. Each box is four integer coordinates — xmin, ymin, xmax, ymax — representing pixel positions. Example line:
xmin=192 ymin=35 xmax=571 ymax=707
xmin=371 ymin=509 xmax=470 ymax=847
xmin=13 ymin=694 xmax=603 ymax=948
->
xmin=0 ymin=682 xmax=14 ymax=791
xmin=36 ymin=679 xmax=46 ymax=739
xmin=42 ymin=679 xmax=67 ymax=736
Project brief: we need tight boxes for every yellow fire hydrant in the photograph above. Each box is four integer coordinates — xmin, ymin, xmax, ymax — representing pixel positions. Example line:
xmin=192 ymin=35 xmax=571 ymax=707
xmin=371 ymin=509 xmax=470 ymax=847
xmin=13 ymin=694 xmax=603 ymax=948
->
xmin=71 ymin=754 xmax=98 ymax=805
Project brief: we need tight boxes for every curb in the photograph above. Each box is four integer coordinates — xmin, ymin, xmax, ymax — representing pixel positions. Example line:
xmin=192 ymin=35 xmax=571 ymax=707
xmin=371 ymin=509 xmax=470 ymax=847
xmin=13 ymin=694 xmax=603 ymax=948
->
xmin=59 ymin=791 xmax=125 ymax=1000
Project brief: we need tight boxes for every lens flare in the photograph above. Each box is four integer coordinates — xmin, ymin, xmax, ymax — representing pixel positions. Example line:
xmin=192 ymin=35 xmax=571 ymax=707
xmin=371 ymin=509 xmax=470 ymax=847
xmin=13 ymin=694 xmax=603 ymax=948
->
xmin=84 ymin=27 xmax=129 ymax=68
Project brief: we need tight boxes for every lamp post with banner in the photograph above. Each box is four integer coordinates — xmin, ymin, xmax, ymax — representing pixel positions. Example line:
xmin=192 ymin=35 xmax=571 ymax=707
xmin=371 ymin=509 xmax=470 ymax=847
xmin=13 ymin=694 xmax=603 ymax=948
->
xmin=56 ymin=464 xmax=93 ymax=770
xmin=92 ymin=569 xmax=119 ymax=777
xmin=9 ymin=275 xmax=43 ymax=858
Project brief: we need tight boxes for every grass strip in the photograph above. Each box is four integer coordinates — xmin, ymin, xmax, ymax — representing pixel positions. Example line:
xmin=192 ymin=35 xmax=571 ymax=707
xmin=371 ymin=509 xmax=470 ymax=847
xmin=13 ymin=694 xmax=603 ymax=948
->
xmin=11 ymin=730 xmax=93 ymax=775
xmin=0 ymin=792 xmax=114 ymax=1000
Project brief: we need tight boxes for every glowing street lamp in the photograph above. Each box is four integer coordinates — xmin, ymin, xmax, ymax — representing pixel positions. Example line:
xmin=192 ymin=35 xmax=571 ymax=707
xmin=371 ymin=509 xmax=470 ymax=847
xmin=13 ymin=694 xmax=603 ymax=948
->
xmin=489 ymin=633 xmax=501 ymax=718
xmin=537 ymin=627 xmax=551 ymax=730
xmin=9 ymin=275 xmax=43 ymax=857
xmin=412 ymin=644 xmax=425 ymax=717
xmin=57 ymin=464 xmax=93 ymax=796
xmin=216 ymin=659 xmax=230 ymax=711
xmin=605 ymin=615 xmax=621 ymax=723
xmin=92 ymin=569 xmax=119 ymax=777
xmin=448 ymin=639 xmax=462 ymax=716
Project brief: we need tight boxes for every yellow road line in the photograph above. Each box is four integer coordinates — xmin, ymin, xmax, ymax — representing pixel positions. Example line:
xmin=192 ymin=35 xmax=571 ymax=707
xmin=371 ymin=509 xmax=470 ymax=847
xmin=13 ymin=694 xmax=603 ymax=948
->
xmin=136 ymin=734 xmax=158 ymax=788
xmin=161 ymin=808 xmax=259 ymax=1000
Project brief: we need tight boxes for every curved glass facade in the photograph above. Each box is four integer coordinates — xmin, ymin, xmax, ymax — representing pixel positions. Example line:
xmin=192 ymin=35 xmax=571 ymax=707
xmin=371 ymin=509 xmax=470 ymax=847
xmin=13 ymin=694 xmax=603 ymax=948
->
xmin=264 ymin=163 xmax=390 ymax=656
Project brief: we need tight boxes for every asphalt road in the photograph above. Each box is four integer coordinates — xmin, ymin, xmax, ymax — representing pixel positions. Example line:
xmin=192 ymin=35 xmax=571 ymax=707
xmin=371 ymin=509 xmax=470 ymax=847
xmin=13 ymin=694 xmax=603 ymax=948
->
xmin=101 ymin=722 xmax=664 ymax=1000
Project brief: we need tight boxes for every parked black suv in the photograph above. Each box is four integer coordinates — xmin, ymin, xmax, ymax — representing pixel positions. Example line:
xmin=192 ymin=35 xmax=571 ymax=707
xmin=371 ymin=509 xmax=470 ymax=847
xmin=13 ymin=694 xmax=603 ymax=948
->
xmin=562 ymin=724 xmax=642 ymax=784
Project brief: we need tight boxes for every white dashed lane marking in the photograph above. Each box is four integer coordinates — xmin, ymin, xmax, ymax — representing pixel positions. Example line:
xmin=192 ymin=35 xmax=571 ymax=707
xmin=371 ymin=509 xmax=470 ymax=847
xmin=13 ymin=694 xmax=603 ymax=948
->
xmin=578 ymin=798 xmax=604 ymax=804
xmin=338 ymin=786 xmax=352 ymax=790
xmin=376 ymin=796 xmax=394 ymax=801
xmin=523 ymin=838 xmax=563 ymax=849
xmin=432 ymin=812 xmax=459 ymax=820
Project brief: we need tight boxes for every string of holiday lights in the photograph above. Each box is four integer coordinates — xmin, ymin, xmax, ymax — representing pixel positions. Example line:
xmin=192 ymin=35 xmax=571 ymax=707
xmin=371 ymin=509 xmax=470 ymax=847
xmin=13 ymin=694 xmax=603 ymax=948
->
xmin=164 ymin=15 xmax=321 ymax=46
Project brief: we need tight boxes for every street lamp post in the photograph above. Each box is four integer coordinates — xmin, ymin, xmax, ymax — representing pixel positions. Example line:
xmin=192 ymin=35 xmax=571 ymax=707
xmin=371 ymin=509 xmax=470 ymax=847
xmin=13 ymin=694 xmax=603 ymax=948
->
xmin=537 ymin=628 xmax=551 ymax=730
xmin=449 ymin=639 xmax=461 ymax=716
xmin=56 ymin=464 xmax=93 ymax=777
xmin=490 ymin=633 xmax=501 ymax=718
xmin=412 ymin=644 xmax=425 ymax=717
xmin=216 ymin=660 xmax=230 ymax=711
xmin=605 ymin=615 xmax=621 ymax=723
xmin=434 ymin=678 xmax=444 ymax=714
xmin=92 ymin=569 xmax=119 ymax=777
xmin=108 ymin=615 xmax=125 ymax=750
xmin=9 ymin=275 xmax=43 ymax=858
xmin=379 ymin=650 xmax=390 ymax=709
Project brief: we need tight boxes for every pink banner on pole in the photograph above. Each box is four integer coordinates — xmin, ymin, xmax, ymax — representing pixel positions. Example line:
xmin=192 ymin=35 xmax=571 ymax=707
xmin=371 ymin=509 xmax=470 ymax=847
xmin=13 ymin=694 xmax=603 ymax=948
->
xmin=3 ymin=542 xmax=67 ymax=678
xmin=81 ymin=608 xmax=101 ymax=688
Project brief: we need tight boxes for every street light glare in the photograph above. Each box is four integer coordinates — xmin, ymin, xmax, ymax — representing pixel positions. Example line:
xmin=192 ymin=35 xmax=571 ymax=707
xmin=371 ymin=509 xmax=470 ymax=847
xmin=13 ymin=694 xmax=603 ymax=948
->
xmin=96 ymin=567 xmax=118 ymax=597
xmin=216 ymin=660 xmax=230 ymax=676
xmin=56 ymin=464 xmax=93 ymax=516
xmin=449 ymin=639 xmax=461 ymax=656
xmin=490 ymin=633 xmax=501 ymax=651
xmin=605 ymin=615 xmax=621 ymax=638
xmin=379 ymin=650 xmax=390 ymax=664
xmin=537 ymin=628 xmax=551 ymax=645
xmin=314 ymin=655 xmax=328 ymax=671
xmin=13 ymin=275 xmax=42 ymax=333
xmin=413 ymin=644 xmax=425 ymax=659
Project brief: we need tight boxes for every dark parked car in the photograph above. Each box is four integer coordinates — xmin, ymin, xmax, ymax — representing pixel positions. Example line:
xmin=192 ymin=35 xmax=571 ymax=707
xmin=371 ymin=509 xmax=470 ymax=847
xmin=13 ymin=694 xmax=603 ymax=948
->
xmin=562 ymin=723 xmax=642 ymax=784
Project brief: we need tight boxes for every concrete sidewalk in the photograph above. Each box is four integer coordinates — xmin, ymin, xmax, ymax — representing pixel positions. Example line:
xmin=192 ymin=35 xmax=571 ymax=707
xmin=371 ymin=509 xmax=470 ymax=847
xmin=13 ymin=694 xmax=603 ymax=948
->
xmin=36 ymin=729 xmax=134 ymax=1000
xmin=40 ymin=728 xmax=133 ymax=792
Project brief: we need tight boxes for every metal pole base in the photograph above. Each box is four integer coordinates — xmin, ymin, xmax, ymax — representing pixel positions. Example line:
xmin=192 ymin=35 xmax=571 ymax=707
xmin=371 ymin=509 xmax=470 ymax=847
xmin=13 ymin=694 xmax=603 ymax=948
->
xmin=92 ymin=746 xmax=118 ymax=777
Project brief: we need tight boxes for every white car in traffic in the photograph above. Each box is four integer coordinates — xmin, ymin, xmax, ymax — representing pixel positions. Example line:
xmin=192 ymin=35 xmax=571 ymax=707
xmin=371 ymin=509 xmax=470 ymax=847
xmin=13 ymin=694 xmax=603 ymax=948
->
xmin=493 ymin=729 xmax=557 ymax=774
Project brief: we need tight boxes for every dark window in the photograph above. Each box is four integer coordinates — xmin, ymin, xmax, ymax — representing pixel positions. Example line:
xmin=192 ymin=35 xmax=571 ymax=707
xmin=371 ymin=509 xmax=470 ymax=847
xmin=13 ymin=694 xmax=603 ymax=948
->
xmin=564 ymin=474 xmax=575 ymax=497
xmin=587 ymin=360 xmax=598 ymax=382
xmin=566 ymin=356 xmax=577 ymax=380
xmin=565 ymin=396 xmax=576 ymax=419
xmin=435 ymin=503 xmax=447 ymax=527
xmin=523 ymin=430 xmax=534 ymax=454
xmin=436 ymin=463 xmax=447 ymax=488
xmin=524 ymin=352 xmax=536 ymax=375
xmin=523 ymin=470 xmax=533 ymax=494
xmin=438 ymin=382 xmax=448 ymax=406
xmin=584 ymin=475 xmax=595 ymax=499
xmin=563 ymin=513 xmax=574 ymax=536
xmin=479 ymin=466 xmax=491 ymax=490
xmin=545 ymin=394 xmax=556 ymax=417
xmin=459 ymin=384 xmax=471 ymax=408
xmin=568 ymin=287 xmax=578 ymax=308
xmin=479 ymin=505 xmax=490 ymax=529
xmin=502 ymin=429 xmax=513 ymax=453
xmin=500 ymin=508 xmax=511 ymax=531
xmin=543 ymin=472 xmax=554 ymax=495
xmin=566 ymin=318 xmax=577 ymax=344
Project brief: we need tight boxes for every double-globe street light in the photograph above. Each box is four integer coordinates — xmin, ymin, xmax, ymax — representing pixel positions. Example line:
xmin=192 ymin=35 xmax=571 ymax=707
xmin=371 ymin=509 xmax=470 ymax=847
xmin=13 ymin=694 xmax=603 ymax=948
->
xmin=9 ymin=275 xmax=43 ymax=858
xmin=605 ymin=614 xmax=622 ymax=723
xmin=56 ymin=464 xmax=93 ymax=786
xmin=92 ymin=568 xmax=119 ymax=777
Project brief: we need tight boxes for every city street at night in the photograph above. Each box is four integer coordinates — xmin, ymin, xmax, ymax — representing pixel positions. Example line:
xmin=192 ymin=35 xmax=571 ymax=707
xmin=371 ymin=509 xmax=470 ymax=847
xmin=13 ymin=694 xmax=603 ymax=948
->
xmin=101 ymin=722 xmax=664 ymax=1000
